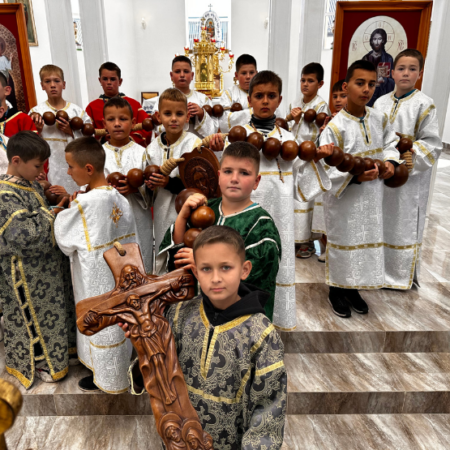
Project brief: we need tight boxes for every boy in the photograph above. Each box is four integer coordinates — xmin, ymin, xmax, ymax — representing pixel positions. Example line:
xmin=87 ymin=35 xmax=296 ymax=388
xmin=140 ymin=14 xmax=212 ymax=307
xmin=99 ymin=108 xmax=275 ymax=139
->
xmin=0 ymin=131 xmax=76 ymax=388
xmin=144 ymin=56 xmax=217 ymax=138
xmin=290 ymin=63 xmax=331 ymax=259
xmin=86 ymin=62 xmax=150 ymax=146
xmin=102 ymin=97 xmax=153 ymax=274
xmin=320 ymin=60 xmax=399 ymax=318
xmin=157 ymin=142 xmax=282 ymax=320
xmin=0 ymin=73 xmax=36 ymax=137
xmin=225 ymin=70 xmax=333 ymax=331
xmin=217 ymin=54 xmax=257 ymax=133
xmin=29 ymin=64 xmax=92 ymax=194
xmin=123 ymin=226 xmax=287 ymax=449
xmin=145 ymin=88 xmax=203 ymax=251
xmin=55 ymin=137 xmax=136 ymax=393
xmin=374 ymin=49 xmax=442 ymax=288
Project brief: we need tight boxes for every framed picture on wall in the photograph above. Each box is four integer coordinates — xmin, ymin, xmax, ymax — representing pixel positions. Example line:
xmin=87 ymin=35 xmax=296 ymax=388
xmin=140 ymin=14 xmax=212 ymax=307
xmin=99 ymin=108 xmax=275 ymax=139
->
xmin=330 ymin=1 xmax=432 ymax=109
xmin=6 ymin=0 xmax=38 ymax=46
xmin=0 ymin=3 xmax=37 ymax=112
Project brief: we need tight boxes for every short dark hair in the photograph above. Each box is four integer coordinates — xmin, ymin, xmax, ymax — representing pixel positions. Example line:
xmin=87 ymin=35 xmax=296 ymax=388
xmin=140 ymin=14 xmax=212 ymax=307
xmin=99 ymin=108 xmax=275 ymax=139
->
xmin=332 ymin=79 xmax=345 ymax=93
xmin=193 ymin=225 xmax=245 ymax=262
xmin=394 ymin=49 xmax=424 ymax=71
xmin=7 ymin=131 xmax=50 ymax=163
xmin=221 ymin=141 xmax=260 ymax=172
xmin=302 ymin=62 xmax=324 ymax=83
xmin=158 ymin=88 xmax=187 ymax=110
xmin=249 ymin=70 xmax=282 ymax=97
xmin=65 ymin=137 xmax=105 ymax=172
xmin=0 ymin=73 xmax=8 ymax=88
xmin=103 ymin=96 xmax=133 ymax=119
xmin=345 ymin=60 xmax=376 ymax=83
xmin=99 ymin=62 xmax=121 ymax=78
xmin=236 ymin=54 xmax=257 ymax=73
xmin=172 ymin=55 xmax=192 ymax=68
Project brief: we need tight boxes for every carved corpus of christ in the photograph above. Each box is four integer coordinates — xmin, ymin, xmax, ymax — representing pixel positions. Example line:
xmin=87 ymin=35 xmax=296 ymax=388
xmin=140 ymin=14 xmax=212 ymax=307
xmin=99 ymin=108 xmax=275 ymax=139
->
xmin=76 ymin=242 xmax=214 ymax=450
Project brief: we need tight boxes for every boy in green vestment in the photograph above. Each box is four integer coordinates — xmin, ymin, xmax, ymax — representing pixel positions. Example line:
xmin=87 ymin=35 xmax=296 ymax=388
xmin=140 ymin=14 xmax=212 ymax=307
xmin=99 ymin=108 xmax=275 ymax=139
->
xmin=157 ymin=141 xmax=281 ymax=320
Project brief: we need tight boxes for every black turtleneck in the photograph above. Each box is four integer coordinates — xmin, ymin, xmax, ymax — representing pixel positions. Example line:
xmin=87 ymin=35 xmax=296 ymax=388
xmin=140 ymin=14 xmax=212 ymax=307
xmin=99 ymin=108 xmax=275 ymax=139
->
xmin=250 ymin=114 xmax=276 ymax=133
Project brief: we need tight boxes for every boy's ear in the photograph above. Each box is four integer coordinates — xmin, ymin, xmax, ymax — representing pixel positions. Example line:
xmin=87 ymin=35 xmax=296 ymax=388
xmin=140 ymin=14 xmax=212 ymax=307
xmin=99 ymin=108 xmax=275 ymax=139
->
xmin=240 ymin=260 xmax=252 ymax=281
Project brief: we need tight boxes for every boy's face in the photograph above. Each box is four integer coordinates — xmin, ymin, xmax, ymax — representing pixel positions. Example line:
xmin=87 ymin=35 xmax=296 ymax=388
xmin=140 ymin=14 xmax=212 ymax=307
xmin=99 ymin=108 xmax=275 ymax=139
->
xmin=332 ymin=90 xmax=347 ymax=112
xmin=65 ymin=153 xmax=92 ymax=186
xmin=235 ymin=64 xmax=257 ymax=91
xmin=157 ymin=99 xmax=188 ymax=135
xmin=343 ymin=69 xmax=376 ymax=107
xmin=170 ymin=62 xmax=193 ymax=90
xmin=219 ymin=156 xmax=260 ymax=202
xmin=392 ymin=56 xmax=423 ymax=91
xmin=40 ymin=73 xmax=66 ymax=99
xmin=10 ymin=156 xmax=45 ymax=182
xmin=248 ymin=83 xmax=282 ymax=119
xmin=193 ymin=242 xmax=251 ymax=309
xmin=102 ymin=106 xmax=134 ymax=141
xmin=99 ymin=69 xmax=123 ymax=97
xmin=301 ymin=73 xmax=324 ymax=97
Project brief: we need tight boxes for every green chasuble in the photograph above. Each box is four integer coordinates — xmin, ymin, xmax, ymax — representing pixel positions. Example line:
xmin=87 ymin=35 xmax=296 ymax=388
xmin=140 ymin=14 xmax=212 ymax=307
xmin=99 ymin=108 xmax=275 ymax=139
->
xmin=0 ymin=175 xmax=76 ymax=388
xmin=157 ymin=197 xmax=282 ymax=319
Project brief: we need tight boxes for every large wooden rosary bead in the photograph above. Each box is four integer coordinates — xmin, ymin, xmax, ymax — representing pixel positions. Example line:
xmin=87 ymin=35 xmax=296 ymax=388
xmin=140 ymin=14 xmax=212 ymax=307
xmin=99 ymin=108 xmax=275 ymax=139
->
xmin=190 ymin=206 xmax=215 ymax=229
xmin=43 ymin=112 xmax=56 ymax=126
xmin=230 ymin=102 xmax=243 ymax=112
xmin=364 ymin=157 xmax=375 ymax=171
xmin=228 ymin=125 xmax=247 ymax=143
xmin=374 ymin=159 xmax=386 ymax=177
xmin=70 ymin=116 xmax=84 ymax=131
xmin=349 ymin=156 xmax=365 ymax=176
xmin=56 ymin=110 xmax=69 ymax=122
xmin=384 ymin=164 xmax=409 ymax=188
xmin=127 ymin=169 xmax=145 ymax=188
xmin=203 ymin=105 xmax=213 ymax=117
xmin=82 ymin=123 xmax=95 ymax=136
xmin=212 ymin=104 xmax=224 ymax=118
xmin=107 ymin=172 xmax=126 ymax=188
xmin=324 ymin=146 xmax=345 ymax=167
xmin=303 ymin=109 xmax=317 ymax=123
xmin=280 ymin=140 xmax=299 ymax=161
xmin=144 ymin=165 xmax=161 ymax=180
xmin=336 ymin=153 xmax=355 ymax=173
xmin=262 ymin=137 xmax=281 ymax=160
xmin=175 ymin=188 xmax=204 ymax=213
xmin=298 ymin=141 xmax=317 ymax=162
xmin=184 ymin=228 xmax=202 ymax=248
xmin=246 ymin=132 xmax=264 ymax=150
xmin=275 ymin=117 xmax=289 ymax=131
xmin=398 ymin=137 xmax=413 ymax=153
xmin=315 ymin=112 xmax=328 ymax=128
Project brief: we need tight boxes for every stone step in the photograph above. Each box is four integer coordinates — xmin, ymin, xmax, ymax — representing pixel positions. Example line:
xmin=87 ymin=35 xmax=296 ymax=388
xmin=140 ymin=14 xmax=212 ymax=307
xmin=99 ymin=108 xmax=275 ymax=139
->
xmin=285 ymin=352 xmax=450 ymax=415
xmin=5 ymin=414 xmax=450 ymax=449
xmin=281 ymin=279 xmax=450 ymax=353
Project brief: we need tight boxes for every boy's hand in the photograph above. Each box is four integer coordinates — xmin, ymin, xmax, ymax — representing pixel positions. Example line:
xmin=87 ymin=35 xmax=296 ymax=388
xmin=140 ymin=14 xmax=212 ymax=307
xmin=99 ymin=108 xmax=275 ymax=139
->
xmin=56 ymin=118 xmax=74 ymax=137
xmin=147 ymin=173 xmax=169 ymax=189
xmin=380 ymin=161 xmax=395 ymax=179
xmin=180 ymin=193 xmax=207 ymax=220
xmin=315 ymin=143 xmax=334 ymax=162
xmin=188 ymin=102 xmax=204 ymax=121
xmin=48 ymin=185 xmax=69 ymax=196
xmin=357 ymin=165 xmax=379 ymax=182
xmin=117 ymin=322 xmax=131 ymax=338
xmin=209 ymin=133 xmax=224 ymax=152
xmin=174 ymin=248 xmax=195 ymax=270
xmin=30 ymin=112 xmax=44 ymax=134
xmin=291 ymin=107 xmax=302 ymax=124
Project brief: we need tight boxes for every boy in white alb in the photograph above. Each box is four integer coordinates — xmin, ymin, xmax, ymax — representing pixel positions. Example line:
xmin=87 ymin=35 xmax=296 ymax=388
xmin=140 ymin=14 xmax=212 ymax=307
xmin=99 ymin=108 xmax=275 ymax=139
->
xmin=143 ymin=56 xmax=217 ymax=138
xmin=374 ymin=49 xmax=442 ymax=289
xmin=101 ymin=97 xmax=153 ymax=274
xmin=55 ymin=137 xmax=136 ymax=393
xmin=29 ymin=65 xmax=91 ymax=194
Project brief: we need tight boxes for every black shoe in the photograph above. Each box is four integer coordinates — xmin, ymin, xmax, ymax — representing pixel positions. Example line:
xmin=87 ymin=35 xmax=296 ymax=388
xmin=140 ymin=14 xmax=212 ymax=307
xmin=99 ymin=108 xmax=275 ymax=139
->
xmin=345 ymin=290 xmax=369 ymax=314
xmin=78 ymin=375 xmax=100 ymax=392
xmin=328 ymin=290 xmax=351 ymax=318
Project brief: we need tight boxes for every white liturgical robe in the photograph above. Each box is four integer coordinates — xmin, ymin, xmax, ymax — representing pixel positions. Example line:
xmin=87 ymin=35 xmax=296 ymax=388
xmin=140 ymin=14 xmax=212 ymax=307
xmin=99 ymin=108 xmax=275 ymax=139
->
xmin=55 ymin=187 xmax=137 ymax=393
xmin=103 ymin=141 xmax=153 ymax=274
xmin=147 ymin=131 xmax=202 ymax=251
xmin=374 ymin=90 xmax=442 ymax=287
xmin=320 ymin=107 xmax=401 ymax=289
xmin=29 ymin=102 xmax=91 ymax=193
xmin=226 ymin=124 xmax=331 ymax=330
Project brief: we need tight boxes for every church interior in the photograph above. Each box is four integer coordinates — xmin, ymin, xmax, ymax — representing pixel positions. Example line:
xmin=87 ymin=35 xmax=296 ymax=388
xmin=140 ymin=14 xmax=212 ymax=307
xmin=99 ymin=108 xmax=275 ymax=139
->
xmin=1 ymin=0 xmax=450 ymax=449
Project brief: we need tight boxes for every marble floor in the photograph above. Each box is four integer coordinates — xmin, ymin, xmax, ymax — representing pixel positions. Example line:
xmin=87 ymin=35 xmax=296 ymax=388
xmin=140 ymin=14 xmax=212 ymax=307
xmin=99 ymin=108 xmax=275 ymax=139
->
xmin=3 ymin=153 xmax=450 ymax=449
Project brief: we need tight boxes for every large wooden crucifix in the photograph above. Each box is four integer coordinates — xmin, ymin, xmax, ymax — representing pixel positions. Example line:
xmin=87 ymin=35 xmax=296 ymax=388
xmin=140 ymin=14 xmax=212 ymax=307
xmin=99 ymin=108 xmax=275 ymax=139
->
xmin=76 ymin=242 xmax=214 ymax=450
